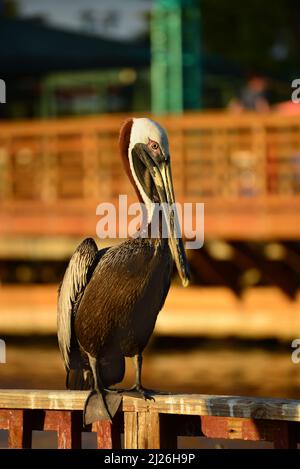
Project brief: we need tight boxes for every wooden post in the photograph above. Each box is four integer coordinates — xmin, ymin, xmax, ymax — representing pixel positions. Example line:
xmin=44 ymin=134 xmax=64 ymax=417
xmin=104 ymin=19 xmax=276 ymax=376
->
xmin=136 ymin=412 xmax=148 ymax=448
xmin=124 ymin=411 xmax=161 ymax=449
xmin=8 ymin=410 xmax=32 ymax=448
xmin=147 ymin=412 xmax=161 ymax=449
xmin=124 ymin=411 xmax=138 ymax=449
xmin=44 ymin=410 xmax=82 ymax=449
xmin=92 ymin=412 xmax=123 ymax=449
xmin=93 ymin=421 xmax=113 ymax=449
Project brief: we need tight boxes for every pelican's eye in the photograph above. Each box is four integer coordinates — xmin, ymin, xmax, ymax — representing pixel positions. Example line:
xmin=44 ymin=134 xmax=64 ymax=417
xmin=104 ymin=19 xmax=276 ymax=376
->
xmin=148 ymin=139 xmax=161 ymax=153
xmin=147 ymin=138 xmax=165 ymax=163
xmin=151 ymin=142 xmax=159 ymax=151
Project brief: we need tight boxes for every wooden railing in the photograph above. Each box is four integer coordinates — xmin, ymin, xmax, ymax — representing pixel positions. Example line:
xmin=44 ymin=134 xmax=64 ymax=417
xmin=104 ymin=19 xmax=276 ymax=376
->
xmin=1 ymin=112 xmax=300 ymax=239
xmin=0 ymin=390 xmax=300 ymax=448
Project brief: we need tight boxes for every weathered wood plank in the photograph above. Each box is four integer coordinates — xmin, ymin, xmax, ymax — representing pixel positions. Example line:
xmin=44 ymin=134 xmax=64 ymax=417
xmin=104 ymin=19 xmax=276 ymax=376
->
xmin=124 ymin=411 xmax=138 ymax=449
xmin=147 ymin=412 xmax=161 ymax=449
xmin=136 ymin=412 xmax=148 ymax=449
xmin=200 ymin=415 xmax=299 ymax=446
xmin=7 ymin=410 xmax=32 ymax=448
xmin=91 ymin=415 xmax=123 ymax=450
xmin=122 ymin=394 xmax=300 ymax=423
xmin=44 ymin=410 xmax=82 ymax=449
xmin=1 ymin=390 xmax=300 ymax=423
xmin=0 ymin=409 xmax=9 ymax=429
xmin=92 ymin=421 xmax=111 ymax=449
xmin=123 ymin=411 xmax=161 ymax=449
xmin=0 ymin=389 xmax=88 ymax=410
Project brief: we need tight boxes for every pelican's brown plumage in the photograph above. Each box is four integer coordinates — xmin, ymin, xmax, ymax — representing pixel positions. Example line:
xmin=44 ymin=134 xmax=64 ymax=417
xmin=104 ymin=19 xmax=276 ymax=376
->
xmin=57 ymin=117 xmax=190 ymax=424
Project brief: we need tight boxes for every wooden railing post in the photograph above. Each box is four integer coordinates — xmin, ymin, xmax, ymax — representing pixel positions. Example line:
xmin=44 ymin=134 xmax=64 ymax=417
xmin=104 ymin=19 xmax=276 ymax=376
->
xmin=124 ymin=411 xmax=183 ymax=449
xmin=7 ymin=410 xmax=32 ymax=449
xmin=124 ymin=411 xmax=161 ymax=449
xmin=56 ymin=411 xmax=78 ymax=449
xmin=1 ymin=390 xmax=300 ymax=449
xmin=92 ymin=411 xmax=123 ymax=449
xmin=124 ymin=411 xmax=138 ymax=448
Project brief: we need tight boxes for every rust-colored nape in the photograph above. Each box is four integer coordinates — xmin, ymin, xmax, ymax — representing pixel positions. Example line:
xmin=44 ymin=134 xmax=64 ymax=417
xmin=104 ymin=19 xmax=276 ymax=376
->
xmin=119 ymin=118 xmax=143 ymax=202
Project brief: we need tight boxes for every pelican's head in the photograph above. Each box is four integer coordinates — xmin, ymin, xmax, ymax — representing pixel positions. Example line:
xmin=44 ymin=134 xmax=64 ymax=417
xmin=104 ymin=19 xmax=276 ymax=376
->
xmin=119 ymin=117 xmax=190 ymax=287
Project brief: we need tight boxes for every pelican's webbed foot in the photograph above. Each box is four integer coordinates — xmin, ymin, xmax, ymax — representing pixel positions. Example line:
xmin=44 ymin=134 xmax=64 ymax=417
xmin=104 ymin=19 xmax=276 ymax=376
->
xmin=105 ymin=385 xmax=155 ymax=401
xmin=129 ymin=384 xmax=155 ymax=401
xmin=84 ymin=352 xmax=122 ymax=425
xmin=83 ymin=389 xmax=122 ymax=425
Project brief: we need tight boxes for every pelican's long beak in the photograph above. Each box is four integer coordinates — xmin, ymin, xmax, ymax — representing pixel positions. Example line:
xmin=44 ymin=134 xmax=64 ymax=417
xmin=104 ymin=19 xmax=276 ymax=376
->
xmin=131 ymin=143 xmax=190 ymax=287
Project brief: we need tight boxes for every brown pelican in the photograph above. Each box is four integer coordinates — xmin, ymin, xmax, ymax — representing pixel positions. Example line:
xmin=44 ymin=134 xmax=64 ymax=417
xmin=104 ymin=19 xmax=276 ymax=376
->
xmin=57 ymin=117 xmax=190 ymax=424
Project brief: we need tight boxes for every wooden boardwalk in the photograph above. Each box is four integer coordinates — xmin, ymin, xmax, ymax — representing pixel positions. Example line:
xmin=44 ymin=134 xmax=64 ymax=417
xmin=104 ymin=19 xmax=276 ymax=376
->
xmin=1 ymin=112 xmax=300 ymax=244
xmin=0 ymin=389 xmax=300 ymax=448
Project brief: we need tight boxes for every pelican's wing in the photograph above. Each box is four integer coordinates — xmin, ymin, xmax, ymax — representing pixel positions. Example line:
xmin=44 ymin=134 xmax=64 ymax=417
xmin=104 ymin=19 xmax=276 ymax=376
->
xmin=57 ymin=238 xmax=99 ymax=370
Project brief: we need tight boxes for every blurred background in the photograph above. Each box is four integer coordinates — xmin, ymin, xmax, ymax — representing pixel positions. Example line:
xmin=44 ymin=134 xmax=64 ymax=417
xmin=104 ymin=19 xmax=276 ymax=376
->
xmin=1 ymin=0 xmax=300 ymax=447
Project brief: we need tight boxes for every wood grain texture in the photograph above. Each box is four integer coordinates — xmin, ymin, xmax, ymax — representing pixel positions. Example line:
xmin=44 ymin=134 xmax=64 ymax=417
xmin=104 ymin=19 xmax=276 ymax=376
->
xmin=123 ymin=411 xmax=161 ymax=449
xmin=147 ymin=412 xmax=161 ymax=449
xmin=200 ymin=415 xmax=300 ymax=446
xmin=92 ymin=420 xmax=113 ymax=449
xmin=1 ymin=390 xmax=300 ymax=422
xmin=122 ymin=394 xmax=300 ymax=423
xmin=7 ymin=410 xmax=32 ymax=448
xmin=91 ymin=413 xmax=123 ymax=449
xmin=124 ymin=411 xmax=138 ymax=449
xmin=1 ymin=392 xmax=300 ymax=448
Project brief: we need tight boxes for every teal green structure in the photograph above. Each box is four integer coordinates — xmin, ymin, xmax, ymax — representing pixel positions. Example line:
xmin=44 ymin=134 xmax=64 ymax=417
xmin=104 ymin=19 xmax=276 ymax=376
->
xmin=151 ymin=0 xmax=202 ymax=114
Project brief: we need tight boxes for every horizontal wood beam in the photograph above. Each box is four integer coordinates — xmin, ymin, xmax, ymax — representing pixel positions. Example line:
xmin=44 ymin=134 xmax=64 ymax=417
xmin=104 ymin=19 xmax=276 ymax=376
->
xmin=201 ymin=416 xmax=299 ymax=448
xmin=1 ymin=390 xmax=300 ymax=423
